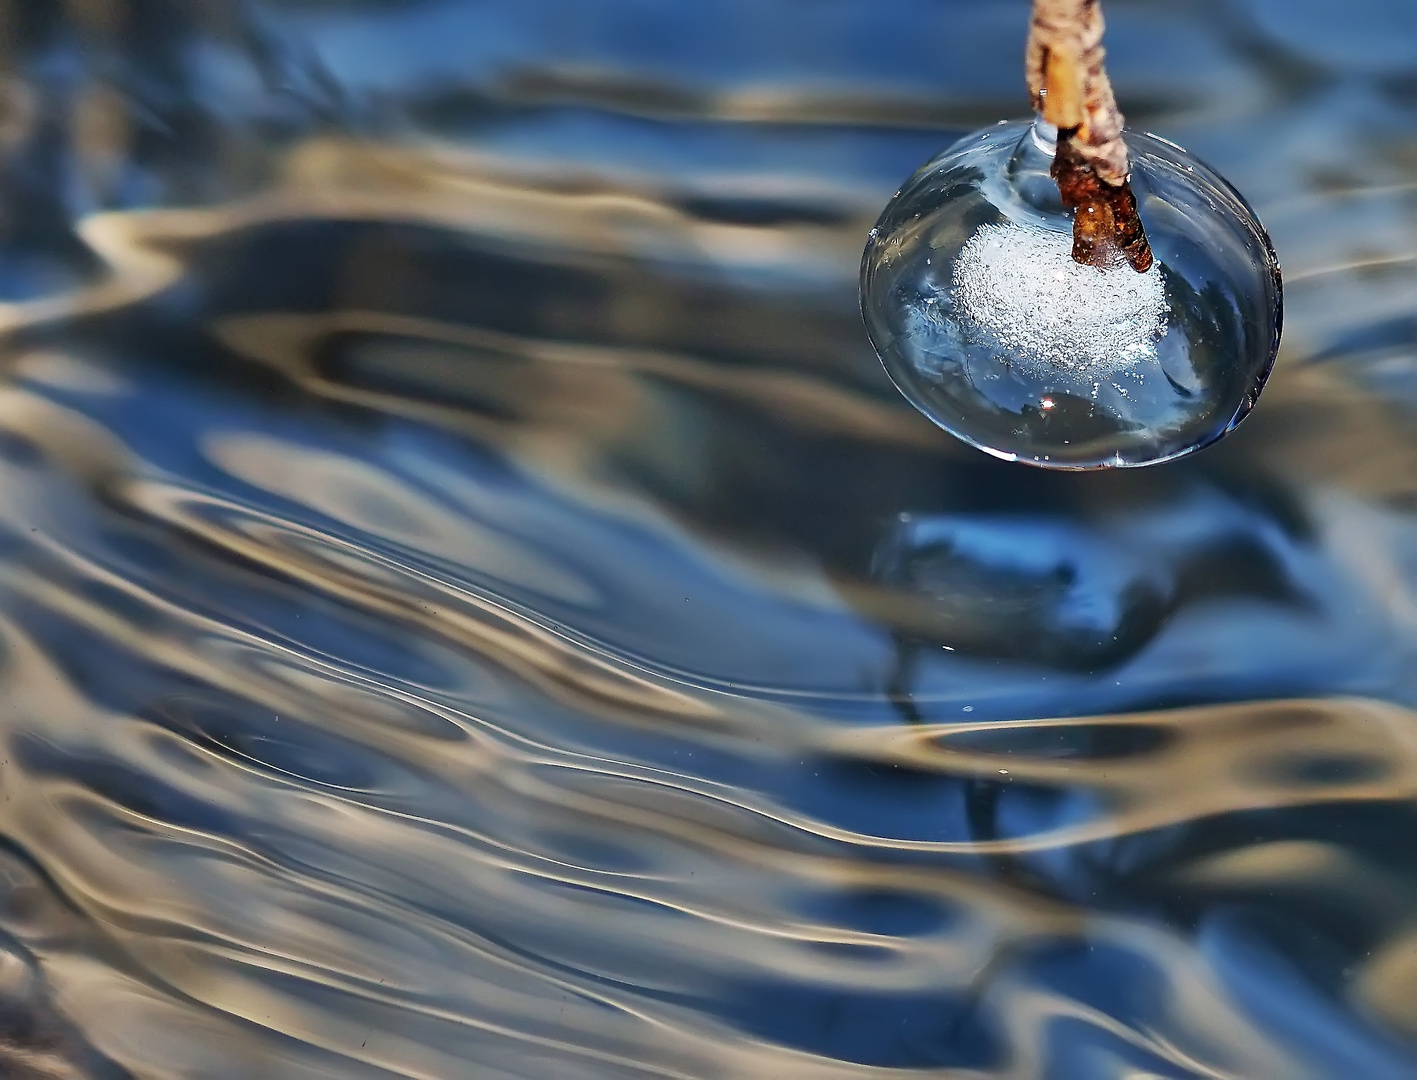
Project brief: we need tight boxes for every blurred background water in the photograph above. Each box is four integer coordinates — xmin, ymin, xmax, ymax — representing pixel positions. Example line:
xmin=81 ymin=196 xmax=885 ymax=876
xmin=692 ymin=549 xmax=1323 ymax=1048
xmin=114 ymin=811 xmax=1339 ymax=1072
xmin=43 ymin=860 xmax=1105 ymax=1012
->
xmin=0 ymin=0 xmax=1413 ymax=1076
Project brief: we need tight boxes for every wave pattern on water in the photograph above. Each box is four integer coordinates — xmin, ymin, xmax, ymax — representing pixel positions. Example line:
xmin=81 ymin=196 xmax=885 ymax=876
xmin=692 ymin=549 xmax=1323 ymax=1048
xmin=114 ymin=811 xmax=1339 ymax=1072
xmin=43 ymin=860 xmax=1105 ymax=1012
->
xmin=0 ymin=1 xmax=1413 ymax=1077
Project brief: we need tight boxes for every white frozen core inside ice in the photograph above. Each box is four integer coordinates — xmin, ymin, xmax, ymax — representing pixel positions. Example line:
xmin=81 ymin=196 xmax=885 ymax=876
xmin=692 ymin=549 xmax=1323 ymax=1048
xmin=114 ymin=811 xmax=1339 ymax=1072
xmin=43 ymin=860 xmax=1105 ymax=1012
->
xmin=950 ymin=221 xmax=1170 ymax=374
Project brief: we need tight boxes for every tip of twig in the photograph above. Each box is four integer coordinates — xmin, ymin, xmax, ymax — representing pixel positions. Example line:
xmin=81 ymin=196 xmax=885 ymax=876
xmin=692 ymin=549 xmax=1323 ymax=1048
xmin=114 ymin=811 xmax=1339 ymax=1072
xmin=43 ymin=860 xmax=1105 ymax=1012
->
xmin=1050 ymin=129 xmax=1153 ymax=274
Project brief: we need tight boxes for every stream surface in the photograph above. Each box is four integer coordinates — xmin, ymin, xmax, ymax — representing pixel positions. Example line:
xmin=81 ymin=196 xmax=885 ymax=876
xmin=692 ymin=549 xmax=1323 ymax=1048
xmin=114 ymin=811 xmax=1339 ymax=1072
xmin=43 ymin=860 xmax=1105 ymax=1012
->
xmin=0 ymin=1 xmax=1415 ymax=1077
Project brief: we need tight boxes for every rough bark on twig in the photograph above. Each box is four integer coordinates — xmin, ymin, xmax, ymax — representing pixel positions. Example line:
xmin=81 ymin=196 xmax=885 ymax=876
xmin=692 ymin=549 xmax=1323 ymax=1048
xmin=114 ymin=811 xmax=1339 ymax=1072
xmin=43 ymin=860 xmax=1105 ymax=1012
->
xmin=1027 ymin=0 xmax=1153 ymax=272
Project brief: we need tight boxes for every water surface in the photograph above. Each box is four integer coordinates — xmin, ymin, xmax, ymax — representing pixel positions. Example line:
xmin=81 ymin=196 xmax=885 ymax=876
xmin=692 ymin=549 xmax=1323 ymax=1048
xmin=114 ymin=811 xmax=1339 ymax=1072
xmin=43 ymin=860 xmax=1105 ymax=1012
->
xmin=0 ymin=1 xmax=1415 ymax=1076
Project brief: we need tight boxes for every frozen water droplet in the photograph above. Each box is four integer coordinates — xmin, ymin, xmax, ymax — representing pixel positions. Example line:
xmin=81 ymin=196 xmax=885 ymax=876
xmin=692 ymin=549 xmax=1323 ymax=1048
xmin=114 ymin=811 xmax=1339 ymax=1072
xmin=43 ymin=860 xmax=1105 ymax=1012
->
xmin=861 ymin=119 xmax=1282 ymax=469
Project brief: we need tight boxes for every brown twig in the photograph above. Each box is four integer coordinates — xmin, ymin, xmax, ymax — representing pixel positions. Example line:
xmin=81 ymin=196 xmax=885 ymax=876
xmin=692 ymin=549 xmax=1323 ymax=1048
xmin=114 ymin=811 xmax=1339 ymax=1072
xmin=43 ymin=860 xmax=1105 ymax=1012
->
xmin=1026 ymin=0 xmax=1152 ymax=272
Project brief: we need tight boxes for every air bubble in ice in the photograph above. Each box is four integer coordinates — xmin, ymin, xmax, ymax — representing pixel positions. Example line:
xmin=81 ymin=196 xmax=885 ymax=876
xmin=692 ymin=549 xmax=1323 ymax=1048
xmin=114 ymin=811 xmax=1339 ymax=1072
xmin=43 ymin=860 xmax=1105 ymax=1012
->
xmin=951 ymin=220 xmax=1169 ymax=377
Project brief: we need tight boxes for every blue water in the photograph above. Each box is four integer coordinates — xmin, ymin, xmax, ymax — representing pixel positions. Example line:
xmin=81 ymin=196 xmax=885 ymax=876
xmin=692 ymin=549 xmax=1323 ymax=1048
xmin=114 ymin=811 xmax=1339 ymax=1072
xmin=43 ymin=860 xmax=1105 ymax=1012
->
xmin=0 ymin=1 xmax=1414 ymax=1077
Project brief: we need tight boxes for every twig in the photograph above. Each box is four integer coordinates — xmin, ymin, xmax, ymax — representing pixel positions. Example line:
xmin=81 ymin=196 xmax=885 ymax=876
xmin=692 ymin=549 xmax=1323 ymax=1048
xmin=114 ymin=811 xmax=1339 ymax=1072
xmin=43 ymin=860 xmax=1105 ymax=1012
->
xmin=1026 ymin=0 xmax=1153 ymax=272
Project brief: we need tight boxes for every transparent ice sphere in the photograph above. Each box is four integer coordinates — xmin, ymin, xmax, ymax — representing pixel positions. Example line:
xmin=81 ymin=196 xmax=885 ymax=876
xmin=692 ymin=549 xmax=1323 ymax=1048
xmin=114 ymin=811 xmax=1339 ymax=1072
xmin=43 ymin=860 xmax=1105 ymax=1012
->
xmin=861 ymin=119 xmax=1283 ymax=469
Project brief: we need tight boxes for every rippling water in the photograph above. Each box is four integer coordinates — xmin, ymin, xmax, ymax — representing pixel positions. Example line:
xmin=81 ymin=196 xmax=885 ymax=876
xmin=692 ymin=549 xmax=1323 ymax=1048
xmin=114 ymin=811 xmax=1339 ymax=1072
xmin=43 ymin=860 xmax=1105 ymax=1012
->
xmin=0 ymin=1 xmax=1415 ymax=1076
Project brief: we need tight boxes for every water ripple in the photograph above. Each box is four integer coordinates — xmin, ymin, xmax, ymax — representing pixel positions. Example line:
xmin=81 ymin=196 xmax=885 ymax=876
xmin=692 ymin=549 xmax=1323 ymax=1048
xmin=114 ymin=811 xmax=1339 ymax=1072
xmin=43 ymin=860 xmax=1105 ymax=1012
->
xmin=0 ymin=0 xmax=1412 ymax=1076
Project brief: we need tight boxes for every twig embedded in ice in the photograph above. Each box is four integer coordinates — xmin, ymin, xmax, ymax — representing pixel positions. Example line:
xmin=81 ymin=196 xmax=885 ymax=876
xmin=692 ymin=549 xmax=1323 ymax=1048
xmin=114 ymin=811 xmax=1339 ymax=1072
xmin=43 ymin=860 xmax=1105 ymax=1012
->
xmin=951 ymin=220 xmax=1169 ymax=377
xmin=1028 ymin=0 xmax=1153 ymax=271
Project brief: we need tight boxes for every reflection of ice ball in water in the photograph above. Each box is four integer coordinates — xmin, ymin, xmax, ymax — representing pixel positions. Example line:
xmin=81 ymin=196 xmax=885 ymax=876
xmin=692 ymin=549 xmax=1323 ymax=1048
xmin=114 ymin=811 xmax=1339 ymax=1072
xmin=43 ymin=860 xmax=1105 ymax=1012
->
xmin=952 ymin=221 xmax=1169 ymax=376
xmin=861 ymin=120 xmax=1282 ymax=470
